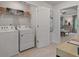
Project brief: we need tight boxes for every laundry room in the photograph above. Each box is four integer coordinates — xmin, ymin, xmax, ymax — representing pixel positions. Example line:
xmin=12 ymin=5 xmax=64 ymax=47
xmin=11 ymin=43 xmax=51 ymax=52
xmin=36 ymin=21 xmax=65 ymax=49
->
xmin=0 ymin=1 xmax=36 ymax=57
xmin=1 ymin=1 xmax=79 ymax=57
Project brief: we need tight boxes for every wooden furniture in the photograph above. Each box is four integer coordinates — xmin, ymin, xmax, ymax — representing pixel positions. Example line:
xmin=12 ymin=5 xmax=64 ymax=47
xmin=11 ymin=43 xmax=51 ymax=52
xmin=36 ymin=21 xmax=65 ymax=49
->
xmin=56 ymin=38 xmax=79 ymax=57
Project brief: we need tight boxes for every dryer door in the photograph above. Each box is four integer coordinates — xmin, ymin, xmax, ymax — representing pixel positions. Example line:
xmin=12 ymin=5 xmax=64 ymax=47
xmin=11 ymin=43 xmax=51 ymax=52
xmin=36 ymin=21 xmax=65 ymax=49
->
xmin=20 ymin=30 xmax=34 ymax=51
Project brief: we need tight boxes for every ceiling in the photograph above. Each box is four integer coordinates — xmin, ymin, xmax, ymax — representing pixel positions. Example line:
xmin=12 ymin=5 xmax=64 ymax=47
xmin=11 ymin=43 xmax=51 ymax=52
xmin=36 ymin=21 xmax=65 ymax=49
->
xmin=45 ymin=1 xmax=66 ymax=6
xmin=63 ymin=6 xmax=77 ymax=10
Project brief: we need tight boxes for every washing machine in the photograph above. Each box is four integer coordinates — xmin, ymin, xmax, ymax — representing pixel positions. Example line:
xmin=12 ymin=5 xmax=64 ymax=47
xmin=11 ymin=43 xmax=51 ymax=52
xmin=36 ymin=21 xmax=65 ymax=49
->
xmin=17 ymin=25 xmax=35 ymax=51
xmin=0 ymin=26 xmax=18 ymax=57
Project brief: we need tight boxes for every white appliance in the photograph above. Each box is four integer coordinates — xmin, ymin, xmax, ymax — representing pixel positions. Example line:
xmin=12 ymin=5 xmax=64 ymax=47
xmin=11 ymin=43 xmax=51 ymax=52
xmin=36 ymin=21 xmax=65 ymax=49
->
xmin=17 ymin=25 xmax=35 ymax=51
xmin=0 ymin=26 xmax=18 ymax=57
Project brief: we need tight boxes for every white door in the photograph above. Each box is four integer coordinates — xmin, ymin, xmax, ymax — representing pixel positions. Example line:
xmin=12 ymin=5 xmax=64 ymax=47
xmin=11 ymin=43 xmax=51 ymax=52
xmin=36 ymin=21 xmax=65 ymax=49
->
xmin=36 ymin=6 xmax=50 ymax=48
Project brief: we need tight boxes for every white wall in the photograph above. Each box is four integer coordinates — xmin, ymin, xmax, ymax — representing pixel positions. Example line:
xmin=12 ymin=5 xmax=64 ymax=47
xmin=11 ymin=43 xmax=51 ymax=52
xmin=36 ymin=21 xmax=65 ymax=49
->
xmin=0 ymin=14 xmax=15 ymax=26
xmin=51 ymin=1 xmax=79 ymax=43
xmin=17 ymin=15 xmax=31 ymax=26
xmin=50 ymin=8 xmax=61 ymax=43
xmin=30 ymin=5 xmax=37 ymax=28
xmin=0 ymin=14 xmax=31 ymax=26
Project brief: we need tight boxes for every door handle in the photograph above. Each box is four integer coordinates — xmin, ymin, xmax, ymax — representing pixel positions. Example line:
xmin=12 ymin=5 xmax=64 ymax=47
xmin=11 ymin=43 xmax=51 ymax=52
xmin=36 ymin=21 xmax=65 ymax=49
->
xmin=37 ymin=40 xmax=39 ymax=43
xmin=21 ymin=34 xmax=23 ymax=37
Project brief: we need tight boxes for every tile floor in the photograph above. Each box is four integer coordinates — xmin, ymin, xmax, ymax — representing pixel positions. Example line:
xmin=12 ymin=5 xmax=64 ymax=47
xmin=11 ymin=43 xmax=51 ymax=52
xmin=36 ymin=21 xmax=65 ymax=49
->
xmin=15 ymin=43 xmax=57 ymax=57
xmin=15 ymin=33 xmax=75 ymax=57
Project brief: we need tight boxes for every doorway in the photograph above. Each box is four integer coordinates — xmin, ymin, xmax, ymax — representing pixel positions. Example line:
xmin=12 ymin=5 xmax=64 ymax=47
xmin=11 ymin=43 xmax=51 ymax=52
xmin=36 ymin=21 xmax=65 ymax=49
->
xmin=60 ymin=6 xmax=78 ymax=42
